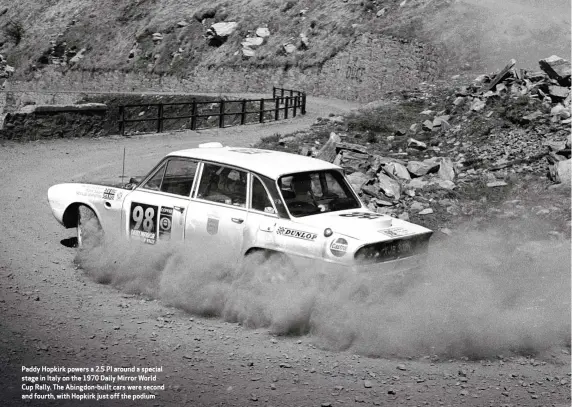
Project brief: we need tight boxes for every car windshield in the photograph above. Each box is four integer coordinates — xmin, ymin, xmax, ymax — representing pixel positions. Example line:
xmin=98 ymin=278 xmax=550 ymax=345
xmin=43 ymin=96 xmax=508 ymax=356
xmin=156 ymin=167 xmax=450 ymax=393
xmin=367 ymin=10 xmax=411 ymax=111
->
xmin=278 ymin=170 xmax=361 ymax=217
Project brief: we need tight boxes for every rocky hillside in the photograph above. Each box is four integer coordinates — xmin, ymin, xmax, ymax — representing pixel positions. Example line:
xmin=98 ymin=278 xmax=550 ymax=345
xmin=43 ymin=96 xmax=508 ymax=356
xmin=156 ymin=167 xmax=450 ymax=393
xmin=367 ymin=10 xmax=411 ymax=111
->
xmin=0 ymin=0 xmax=569 ymax=101
xmin=256 ymin=56 xmax=571 ymax=240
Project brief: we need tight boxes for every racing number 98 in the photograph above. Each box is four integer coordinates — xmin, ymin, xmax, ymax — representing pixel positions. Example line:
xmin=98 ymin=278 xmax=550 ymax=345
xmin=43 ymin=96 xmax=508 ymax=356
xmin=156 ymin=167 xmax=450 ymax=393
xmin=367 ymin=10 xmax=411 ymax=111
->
xmin=132 ymin=205 xmax=155 ymax=231
xmin=130 ymin=202 xmax=158 ymax=233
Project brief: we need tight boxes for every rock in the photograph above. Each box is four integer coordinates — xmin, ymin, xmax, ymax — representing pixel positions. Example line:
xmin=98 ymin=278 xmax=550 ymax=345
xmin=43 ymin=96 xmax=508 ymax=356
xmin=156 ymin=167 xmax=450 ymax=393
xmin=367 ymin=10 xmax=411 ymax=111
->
xmin=408 ymin=138 xmax=427 ymax=150
xmin=408 ymin=178 xmax=428 ymax=189
xmin=362 ymin=184 xmax=384 ymax=200
xmin=550 ymin=159 xmax=571 ymax=184
xmin=410 ymin=201 xmax=424 ymax=211
xmin=210 ymin=22 xmax=238 ymax=37
xmin=377 ymin=173 xmax=401 ymax=199
xmin=550 ymin=104 xmax=570 ymax=120
xmin=548 ymin=85 xmax=570 ymax=99
xmin=486 ymin=181 xmax=508 ymax=187
xmin=279 ymin=363 xmax=292 ymax=368
xmin=422 ymin=120 xmax=433 ymax=131
xmin=433 ymin=115 xmax=450 ymax=127
xmin=376 ymin=8 xmax=387 ymax=17
xmin=242 ymin=37 xmax=264 ymax=47
xmin=434 ymin=179 xmax=456 ymax=190
xmin=470 ymin=99 xmax=486 ymax=111
xmin=337 ymin=142 xmax=369 ymax=154
xmin=241 ymin=47 xmax=255 ymax=57
xmin=453 ymin=96 xmax=466 ymax=106
xmin=177 ymin=21 xmax=188 ymax=27
xmin=69 ymin=48 xmax=86 ymax=64
xmin=299 ymin=33 xmax=309 ymax=49
xmin=256 ymin=27 xmax=270 ymax=38
xmin=316 ymin=132 xmax=341 ymax=162
xmin=437 ymin=157 xmax=455 ymax=181
xmin=418 ymin=208 xmax=434 ymax=215
xmin=440 ymin=228 xmax=452 ymax=236
xmin=407 ymin=160 xmax=439 ymax=177
xmin=364 ymin=380 xmax=372 ymax=388
xmin=409 ymin=123 xmax=420 ymax=132
xmin=420 ymin=109 xmax=433 ymax=115
xmin=347 ymin=172 xmax=370 ymax=191
xmin=539 ymin=55 xmax=571 ymax=86
xmin=398 ymin=212 xmax=409 ymax=221
xmin=341 ymin=151 xmax=371 ymax=173
xmin=384 ymin=162 xmax=411 ymax=180
xmin=522 ymin=110 xmax=543 ymax=121
xmin=283 ymin=43 xmax=296 ymax=54
xmin=152 ymin=32 xmax=163 ymax=42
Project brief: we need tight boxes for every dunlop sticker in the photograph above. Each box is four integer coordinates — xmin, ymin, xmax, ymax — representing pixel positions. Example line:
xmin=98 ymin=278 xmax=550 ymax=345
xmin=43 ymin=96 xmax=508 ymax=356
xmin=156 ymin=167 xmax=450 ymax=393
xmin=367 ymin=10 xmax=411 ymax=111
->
xmin=276 ymin=226 xmax=317 ymax=241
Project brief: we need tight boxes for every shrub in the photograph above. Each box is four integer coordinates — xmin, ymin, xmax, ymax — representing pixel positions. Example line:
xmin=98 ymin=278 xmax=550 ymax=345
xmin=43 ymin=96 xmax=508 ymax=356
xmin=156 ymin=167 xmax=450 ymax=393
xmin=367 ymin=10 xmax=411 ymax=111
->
xmin=4 ymin=20 xmax=24 ymax=45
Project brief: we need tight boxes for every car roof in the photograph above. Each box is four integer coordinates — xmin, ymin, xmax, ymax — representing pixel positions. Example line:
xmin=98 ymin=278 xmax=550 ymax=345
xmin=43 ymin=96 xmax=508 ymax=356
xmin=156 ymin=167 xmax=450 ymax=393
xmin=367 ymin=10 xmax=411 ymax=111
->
xmin=167 ymin=146 xmax=341 ymax=179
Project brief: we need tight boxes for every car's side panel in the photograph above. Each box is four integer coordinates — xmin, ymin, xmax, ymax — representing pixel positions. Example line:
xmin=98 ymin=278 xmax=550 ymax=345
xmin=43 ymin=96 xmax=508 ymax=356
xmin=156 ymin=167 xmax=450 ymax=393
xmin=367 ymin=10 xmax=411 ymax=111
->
xmin=185 ymin=200 xmax=248 ymax=264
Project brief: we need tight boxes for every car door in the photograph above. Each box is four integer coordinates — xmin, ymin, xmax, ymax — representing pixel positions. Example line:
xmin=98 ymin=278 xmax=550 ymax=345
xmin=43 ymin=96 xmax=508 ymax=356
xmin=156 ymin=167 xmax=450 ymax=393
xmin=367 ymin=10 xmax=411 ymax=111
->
xmin=243 ymin=173 xmax=280 ymax=251
xmin=185 ymin=162 xmax=248 ymax=263
xmin=122 ymin=157 xmax=199 ymax=244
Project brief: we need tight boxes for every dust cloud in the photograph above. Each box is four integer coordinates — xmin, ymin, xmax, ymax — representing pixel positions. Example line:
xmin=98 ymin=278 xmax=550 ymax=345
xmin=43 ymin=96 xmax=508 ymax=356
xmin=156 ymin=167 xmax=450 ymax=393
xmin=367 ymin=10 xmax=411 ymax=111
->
xmin=425 ymin=0 xmax=571 ymax=72
xmin=75 ymin=229 xmax=570 ymax=359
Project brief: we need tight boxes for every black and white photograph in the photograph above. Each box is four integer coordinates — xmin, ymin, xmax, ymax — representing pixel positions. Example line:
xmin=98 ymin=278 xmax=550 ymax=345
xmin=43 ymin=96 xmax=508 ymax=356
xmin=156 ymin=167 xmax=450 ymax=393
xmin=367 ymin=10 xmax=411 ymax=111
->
xmin=0 ymin=0 xmax=570 ymax=406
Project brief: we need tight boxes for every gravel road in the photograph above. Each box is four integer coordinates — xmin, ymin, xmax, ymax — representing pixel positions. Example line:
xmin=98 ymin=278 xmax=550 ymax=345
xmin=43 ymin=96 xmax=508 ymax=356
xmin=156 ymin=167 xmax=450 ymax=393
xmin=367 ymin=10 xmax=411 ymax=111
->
xmin=0 ymin=95 xmax=569 ymax=407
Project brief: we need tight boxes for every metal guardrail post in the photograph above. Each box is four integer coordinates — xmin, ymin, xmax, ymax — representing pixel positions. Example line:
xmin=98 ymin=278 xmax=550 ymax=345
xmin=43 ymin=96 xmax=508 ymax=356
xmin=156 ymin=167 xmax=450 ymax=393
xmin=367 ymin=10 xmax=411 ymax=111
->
xmin=119 ymin=106 xmax=125 ymax=136
xmin=259 ymin=99 xmax=265 ymax=123
xmin=274 ymin=98 xmax=280 ymax=121
xmin=190 ymin=100 xmax=197 ymax=130
xmin=157 ymin=104 xmax=163 ymax=133
xmin=219 ymin=99 xmax=225 ymax=128
xmin=241 ymin=99 xmax=246 ymax=125
xmin=280 ymin=88 xmax=284 ymax=103
xmin=301 ymin=93 xmax=306 ymax=115
xmin=284 ymin=97 xmax=289 ymax=119
xmin=293 ymin=96 xmax=297 ymax=117
xmin=272 ymin=86 xmax=276 ymax=99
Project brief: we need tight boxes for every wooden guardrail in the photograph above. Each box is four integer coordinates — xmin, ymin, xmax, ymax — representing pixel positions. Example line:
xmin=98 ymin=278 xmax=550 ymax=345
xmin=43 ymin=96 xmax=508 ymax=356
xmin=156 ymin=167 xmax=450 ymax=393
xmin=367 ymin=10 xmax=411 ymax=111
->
xmin=118 ymin=87 xmax=307 ymax=136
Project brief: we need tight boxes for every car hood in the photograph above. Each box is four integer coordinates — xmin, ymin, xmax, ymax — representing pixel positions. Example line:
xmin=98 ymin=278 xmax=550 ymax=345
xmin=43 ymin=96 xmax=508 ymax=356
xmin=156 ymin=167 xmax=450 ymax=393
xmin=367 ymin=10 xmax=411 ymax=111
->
xmin=294 ymin=209 xmax=432 ymax=243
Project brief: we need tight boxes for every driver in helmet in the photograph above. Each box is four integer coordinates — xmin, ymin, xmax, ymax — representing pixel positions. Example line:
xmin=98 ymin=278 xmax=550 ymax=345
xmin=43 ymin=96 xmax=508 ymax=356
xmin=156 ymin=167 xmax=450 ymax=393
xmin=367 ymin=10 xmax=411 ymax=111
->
xmin=290 ymin=174 xmax=326 ymax=213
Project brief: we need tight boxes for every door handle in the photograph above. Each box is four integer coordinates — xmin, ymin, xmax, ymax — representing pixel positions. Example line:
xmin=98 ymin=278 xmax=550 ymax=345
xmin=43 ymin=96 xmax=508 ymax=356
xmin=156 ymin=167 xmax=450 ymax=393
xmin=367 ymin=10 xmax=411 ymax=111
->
xmin=174 ymin=206 xmax=185 ymax=213
xmin=231 ymin=217 xmax=244 ymax=224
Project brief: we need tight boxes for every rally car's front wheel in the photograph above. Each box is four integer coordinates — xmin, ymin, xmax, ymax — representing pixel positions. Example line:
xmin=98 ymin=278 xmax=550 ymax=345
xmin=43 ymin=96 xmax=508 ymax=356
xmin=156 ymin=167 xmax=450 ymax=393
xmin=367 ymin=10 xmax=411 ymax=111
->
xmin=77 ymin=205 xmax=103 ymax=248
xmin=240 ymin=250 xmax=298 ymax=285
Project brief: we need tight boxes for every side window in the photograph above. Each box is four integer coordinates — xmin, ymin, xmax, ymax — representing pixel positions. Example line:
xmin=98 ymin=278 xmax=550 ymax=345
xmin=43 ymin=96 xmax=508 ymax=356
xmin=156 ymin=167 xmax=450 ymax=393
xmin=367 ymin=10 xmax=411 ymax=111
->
xmin=251 ymin=176 xmax=275 ymax=214
xmin=140 ymin=162 xmax=167 ymax=191
xmin=161 ymin=158 xmax=198 ymax=197
xmin=197 ymin=163 xmax=247 ymax=207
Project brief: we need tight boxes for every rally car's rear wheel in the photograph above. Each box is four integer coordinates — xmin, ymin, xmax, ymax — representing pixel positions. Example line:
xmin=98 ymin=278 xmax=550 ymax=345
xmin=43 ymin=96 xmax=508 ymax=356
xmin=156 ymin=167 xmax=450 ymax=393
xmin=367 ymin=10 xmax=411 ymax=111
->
xmin=77 ymin=205 xmax=102 ymax=248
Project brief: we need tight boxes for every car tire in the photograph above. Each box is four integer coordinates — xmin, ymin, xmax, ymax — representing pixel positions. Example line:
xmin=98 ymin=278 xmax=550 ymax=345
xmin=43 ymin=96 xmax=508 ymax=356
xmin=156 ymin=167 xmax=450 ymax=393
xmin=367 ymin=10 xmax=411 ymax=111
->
xmin=77 ymin=205 xmax=102 ymax=248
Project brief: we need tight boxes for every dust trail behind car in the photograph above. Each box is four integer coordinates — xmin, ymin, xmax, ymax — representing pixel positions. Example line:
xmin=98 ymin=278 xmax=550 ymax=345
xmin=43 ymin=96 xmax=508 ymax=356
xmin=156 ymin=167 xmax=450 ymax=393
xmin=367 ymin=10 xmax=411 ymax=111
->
xmin=75 ymin=228 xmax=570 ymax=359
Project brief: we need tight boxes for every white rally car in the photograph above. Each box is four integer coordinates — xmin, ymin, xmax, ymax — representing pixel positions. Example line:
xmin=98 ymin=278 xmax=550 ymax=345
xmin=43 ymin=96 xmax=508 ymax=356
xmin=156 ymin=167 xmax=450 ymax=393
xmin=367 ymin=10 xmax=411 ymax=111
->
xmin=47 ymin=143 xmax=433 ymax=273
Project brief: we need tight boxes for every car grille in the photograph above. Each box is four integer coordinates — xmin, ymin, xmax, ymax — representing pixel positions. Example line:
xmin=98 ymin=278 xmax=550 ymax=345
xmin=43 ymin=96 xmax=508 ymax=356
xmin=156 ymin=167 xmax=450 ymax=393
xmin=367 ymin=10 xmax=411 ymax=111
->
xmin=354 ymin=232 xmax=433 ymax=264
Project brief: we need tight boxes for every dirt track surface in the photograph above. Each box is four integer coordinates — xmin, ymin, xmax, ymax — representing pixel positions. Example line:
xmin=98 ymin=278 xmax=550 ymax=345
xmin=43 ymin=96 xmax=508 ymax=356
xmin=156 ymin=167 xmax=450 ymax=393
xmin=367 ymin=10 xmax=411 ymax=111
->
xmin=0 ymin=96 xmax=570 ymax=407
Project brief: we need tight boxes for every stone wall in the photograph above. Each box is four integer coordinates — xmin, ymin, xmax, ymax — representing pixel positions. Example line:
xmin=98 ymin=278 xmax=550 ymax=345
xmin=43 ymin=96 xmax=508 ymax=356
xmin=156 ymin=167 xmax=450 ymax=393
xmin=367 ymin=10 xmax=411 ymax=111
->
xmin=2 ymin=34 xmax=442 ymax=112
xmin=1 ymin=104 xmax=107 ymax=141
